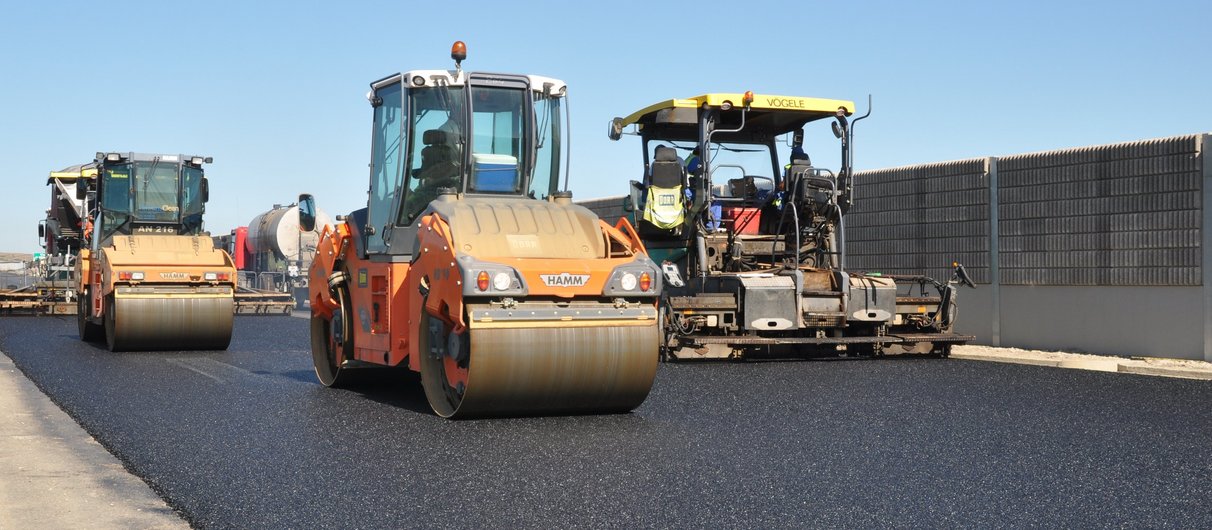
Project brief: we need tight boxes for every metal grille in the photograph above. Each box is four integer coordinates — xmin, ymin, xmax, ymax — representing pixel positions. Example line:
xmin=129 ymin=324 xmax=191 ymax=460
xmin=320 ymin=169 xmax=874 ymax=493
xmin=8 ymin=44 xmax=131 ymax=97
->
xmin=998 ymin=134 xmax=1202 ymax=286
xmin=577 ymin=196 xmax=627 ymax=224
xmin=849 ymin=159 xmax=991 ymax=284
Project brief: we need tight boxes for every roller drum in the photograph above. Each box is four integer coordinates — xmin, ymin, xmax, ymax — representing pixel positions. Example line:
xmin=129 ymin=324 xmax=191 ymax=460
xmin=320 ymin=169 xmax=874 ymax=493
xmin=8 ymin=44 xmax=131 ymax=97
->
xmin=107 ymin=288 xmax=234 ymax=351
xmin=423 ymin=321 xmax=659 ymax=419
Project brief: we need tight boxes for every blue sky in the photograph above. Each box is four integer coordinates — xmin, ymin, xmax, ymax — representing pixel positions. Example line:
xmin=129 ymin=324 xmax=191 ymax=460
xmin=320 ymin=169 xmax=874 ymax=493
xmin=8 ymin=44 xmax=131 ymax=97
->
xmin=2 ymin=0 xmax=1209 ymax=254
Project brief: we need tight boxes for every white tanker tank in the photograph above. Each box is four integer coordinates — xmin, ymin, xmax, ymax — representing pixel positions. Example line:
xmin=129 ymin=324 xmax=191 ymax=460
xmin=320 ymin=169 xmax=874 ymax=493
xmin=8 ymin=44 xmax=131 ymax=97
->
xmin=245 ymin=203 xmax=333 ymax=287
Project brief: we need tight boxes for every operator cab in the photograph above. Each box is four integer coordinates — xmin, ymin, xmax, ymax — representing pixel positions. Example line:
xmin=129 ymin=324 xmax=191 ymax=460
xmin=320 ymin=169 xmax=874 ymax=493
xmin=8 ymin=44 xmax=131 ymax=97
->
xmin=82 ymin=152 xmax=212 ymax=249
xmin=610 ymin=92 xmax=857 ymax=273
xmin=357 ymin=43 xmax=570 ymax=258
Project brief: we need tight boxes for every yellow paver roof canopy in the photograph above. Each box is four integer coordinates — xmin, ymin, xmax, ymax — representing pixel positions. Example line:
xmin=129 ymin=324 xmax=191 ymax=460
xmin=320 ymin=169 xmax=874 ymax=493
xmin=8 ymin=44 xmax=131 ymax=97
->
xmin=617 ymin=93 xmax=856 ymax=131
xmin=47 ymin=162 xmax=98 ymax=183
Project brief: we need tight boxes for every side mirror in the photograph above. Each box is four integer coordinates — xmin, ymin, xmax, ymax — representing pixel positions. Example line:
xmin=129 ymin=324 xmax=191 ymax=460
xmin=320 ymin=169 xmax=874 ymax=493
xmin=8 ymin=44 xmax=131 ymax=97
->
xmin=831 ymin=121 xmax=843 ymax=139
xmin=622 ymin=195 xmax=634 ymax=213
xmin=298 ymin=193 xmax=316 ymax=232
xmin=792 ymin=128 xmax=804 ymax=148
xmin=201 ymin=178 xmax=210 ymax=203
xmin=38 ymin=221 xmax=45 ymax=239
xmin=76 ymin=178 xmax=87 ymax=200
xmin=607 ymin=118 xmax=624 ymax=141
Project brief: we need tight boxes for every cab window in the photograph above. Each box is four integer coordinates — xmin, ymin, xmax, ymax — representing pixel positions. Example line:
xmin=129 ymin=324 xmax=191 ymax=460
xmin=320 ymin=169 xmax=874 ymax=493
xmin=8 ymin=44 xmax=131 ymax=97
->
xmin=367 ymin=82 xmax=404 ymax=252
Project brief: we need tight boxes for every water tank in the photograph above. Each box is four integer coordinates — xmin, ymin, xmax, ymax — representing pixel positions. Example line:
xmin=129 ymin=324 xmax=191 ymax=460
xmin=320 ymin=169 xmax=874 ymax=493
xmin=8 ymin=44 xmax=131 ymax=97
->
xmin=245 ymin=204 xmax=333 ymax=263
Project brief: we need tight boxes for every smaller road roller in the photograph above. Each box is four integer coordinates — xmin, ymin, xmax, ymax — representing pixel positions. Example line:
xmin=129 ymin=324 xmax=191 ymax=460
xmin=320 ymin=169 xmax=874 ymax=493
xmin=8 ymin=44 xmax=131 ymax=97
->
xmin=303 ymin=42 xmax=661 ymax=418
xmin=76 ymin=152 xmax=236 ymax=351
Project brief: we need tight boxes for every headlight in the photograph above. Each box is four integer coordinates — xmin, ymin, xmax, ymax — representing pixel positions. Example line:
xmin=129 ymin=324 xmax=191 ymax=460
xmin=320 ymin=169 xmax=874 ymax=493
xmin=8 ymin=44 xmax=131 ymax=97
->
xmin=620 ymin=272 xmax=637 ymax=291
xmin=204 ymin=272 xmax=217 ymax=281
xmin=492 ymin=272 xmax=511 ymax=291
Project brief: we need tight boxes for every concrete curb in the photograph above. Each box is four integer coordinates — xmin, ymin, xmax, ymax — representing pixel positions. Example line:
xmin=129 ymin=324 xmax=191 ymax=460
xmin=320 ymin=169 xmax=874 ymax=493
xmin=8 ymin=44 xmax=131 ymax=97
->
xmin=1118 ymin=364 xmax=1212 ymax=381
xmin=0 ymin=352 xmax=188 ymax=529
xmin=950 ymin=352 xmax=1061 ymax=368
xmin=951 ymin=351 xmax=1212 ymax=381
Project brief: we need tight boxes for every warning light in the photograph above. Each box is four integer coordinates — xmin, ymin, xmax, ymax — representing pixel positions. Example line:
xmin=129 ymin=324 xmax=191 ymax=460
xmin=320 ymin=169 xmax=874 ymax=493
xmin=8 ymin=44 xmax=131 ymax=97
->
xmin=451 ymin=41 xmax=467 ymax=63
xmin=639 ymin=272 xmax=652 ymax=292
xmin=742 ymin=91 xmax=754 ymax=108
xmin=476 ymin=271 xmax=489 ymax=292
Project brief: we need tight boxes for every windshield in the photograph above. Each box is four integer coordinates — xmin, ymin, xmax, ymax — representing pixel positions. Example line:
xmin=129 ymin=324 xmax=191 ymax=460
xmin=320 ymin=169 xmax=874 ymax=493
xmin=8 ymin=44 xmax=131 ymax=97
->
xmin=400 ymin=85 xmax=466 ymax=224
xmin=133 ymin=160 xmax=182 ymax=223
xmin=649 ymin=140 xmax=777 ymax=196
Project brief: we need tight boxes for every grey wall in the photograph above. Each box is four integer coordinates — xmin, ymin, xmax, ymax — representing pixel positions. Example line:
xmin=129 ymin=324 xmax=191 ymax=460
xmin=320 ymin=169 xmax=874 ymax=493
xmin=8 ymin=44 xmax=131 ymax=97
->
xmin=998 ymin=286 xmax=1205 ymax=358
xmin=850 ymin=133 xmax=1211 ymax=361
xmin=579 ymin=196 xmax=626 ymax=225
xmin=847 ymin=158 xmax=991 ymax=284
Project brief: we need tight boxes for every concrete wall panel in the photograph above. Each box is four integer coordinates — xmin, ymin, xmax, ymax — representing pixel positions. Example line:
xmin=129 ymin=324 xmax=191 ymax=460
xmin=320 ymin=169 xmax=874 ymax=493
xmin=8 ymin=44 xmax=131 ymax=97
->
xmin=999 ymin=286 xmax=1205 ymax=360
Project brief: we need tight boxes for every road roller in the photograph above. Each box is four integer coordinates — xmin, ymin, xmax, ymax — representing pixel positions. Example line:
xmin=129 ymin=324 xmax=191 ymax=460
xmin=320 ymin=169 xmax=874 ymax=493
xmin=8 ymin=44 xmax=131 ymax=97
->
xmin=302 ymin=41 xmax=661 ymax=418
xmin=607 ymin=92 xmax=975 ymax=360
xmin=75 ymin=152 xmax=236 ymax=351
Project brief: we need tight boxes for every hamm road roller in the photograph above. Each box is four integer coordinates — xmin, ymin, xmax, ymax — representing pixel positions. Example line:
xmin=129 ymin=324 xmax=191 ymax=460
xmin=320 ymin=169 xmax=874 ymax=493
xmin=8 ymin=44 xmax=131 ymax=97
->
xmin=609 ymin=92 xmax=974 ymax=360
xmin=76 ymin=152 xmax=236 ymax=351
xmin=303 ymin=42 xmax=661 ymax=418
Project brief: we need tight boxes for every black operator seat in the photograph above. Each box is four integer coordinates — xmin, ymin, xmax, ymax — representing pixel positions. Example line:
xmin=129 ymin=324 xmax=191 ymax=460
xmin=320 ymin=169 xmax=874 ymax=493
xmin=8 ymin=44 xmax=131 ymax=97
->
xmin=638 ymin=145 xmax=688 ymax=237
xmin=649 ymin=145 xmax=685 ymax=189
xmin=416 ymin=129 xmax=459 ymax=183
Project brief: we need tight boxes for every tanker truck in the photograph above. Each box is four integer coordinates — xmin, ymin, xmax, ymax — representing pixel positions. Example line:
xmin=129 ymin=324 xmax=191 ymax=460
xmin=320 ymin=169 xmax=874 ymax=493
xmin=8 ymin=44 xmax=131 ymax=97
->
xmin=215 ymin=202 xmax=333 ymax=312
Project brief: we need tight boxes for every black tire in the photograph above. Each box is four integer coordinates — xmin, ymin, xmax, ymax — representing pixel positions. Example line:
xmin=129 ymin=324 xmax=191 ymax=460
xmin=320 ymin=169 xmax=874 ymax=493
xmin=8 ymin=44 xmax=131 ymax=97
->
xmin=311 ymin=281 xmax=354 ymax=387
xmin=77 ymin=288 xmax=103 ymax=342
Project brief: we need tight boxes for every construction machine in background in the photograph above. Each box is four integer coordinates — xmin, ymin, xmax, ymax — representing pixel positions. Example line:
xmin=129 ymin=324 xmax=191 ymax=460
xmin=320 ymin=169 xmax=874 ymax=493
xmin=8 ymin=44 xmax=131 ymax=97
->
xmin=0 ymin=166 xmax=93 ymax=314
xmin=609 ymin=92 xmax=974 ymax=360
xmin=75 ymin=152 xmax=236 ymax=351
xmin=214 ymin=202 xmax=333 ymax=314
xmin=303 ymin=42 xmax=661 ymax=418
xmin=36 ymin=164 xmax=96 ymax=315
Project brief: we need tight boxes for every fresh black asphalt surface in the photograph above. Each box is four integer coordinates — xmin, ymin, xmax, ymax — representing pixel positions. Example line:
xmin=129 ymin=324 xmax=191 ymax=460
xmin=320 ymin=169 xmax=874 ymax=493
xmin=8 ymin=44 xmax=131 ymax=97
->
xmin=2 ymin=315 xmax=1210 ymax=528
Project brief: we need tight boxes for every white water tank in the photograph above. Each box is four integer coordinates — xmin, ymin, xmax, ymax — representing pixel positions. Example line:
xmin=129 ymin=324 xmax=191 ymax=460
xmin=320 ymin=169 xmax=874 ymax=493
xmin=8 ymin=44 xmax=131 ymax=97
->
xmin=246 ymin=204 xmax=333 ymax=262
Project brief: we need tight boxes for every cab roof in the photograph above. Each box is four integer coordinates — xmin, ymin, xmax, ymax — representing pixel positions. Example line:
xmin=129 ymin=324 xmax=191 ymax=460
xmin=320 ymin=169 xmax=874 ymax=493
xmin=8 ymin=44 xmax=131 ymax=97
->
xmin=371 ymin=70 xmax=567 ymax=96
xmin=614 ymin=93 xmax=856 ymax=141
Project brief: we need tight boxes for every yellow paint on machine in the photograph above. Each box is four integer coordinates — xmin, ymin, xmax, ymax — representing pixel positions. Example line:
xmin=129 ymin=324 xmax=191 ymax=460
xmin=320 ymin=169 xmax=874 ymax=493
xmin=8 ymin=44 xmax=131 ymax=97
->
xmin=616 ymin=93 xmax=856 ymax=128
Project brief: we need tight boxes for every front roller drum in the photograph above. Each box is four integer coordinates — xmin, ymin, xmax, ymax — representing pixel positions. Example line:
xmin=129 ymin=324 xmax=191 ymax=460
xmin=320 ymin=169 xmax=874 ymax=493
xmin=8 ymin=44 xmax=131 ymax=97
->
xmin=421 ymin=318 xmax=659 ymax=419
xmin=106 ymin=291 xmax=234 ymax=352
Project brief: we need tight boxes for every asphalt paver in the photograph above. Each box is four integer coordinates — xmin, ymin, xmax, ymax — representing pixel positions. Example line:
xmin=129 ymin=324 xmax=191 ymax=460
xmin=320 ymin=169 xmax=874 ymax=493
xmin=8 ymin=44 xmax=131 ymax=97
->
xmin=2 ymin=315 xmax=1209 ymax=528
